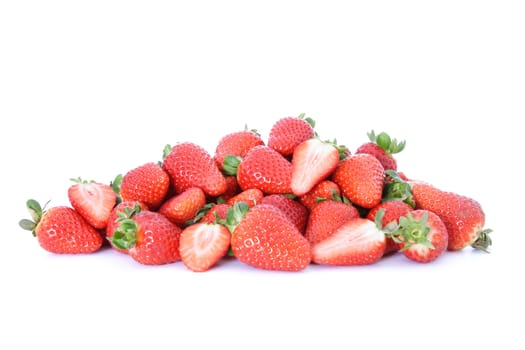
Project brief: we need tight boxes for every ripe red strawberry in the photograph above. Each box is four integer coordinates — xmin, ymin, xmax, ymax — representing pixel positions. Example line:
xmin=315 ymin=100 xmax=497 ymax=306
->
xmin=226 ymin=188 xmax=264 ymax=208
xmin=231 ymin=204 xmax=311 ymax=271
xmin=391 ymin=210 xmax=448 ymax=263
xmin=312 ymin=217 xmax=386 ymax=266
xmin=106 ymin=200 xmax=148 ymax=253
xmin=367 ymin=200 xmax=413 ymax=254
xmin=200 ymin=203 xmax=231 ymax=224
xmin=305 ymin=200 xmax=360 ymax=244
xmin=332 ymin=154 xmax=385 ymax=209
xmin=299 ymin=180 xmax=341 ymax=211
xmin=268 ymin=114 xmax=315 ymax=156
xmin=68 ymin=178 xmax=117 ymax=229
xmin=119 ymin=162 xmax=170 ymax=210
xmin=109 ymin=210 xmax=182 ymax=265
xmin=219 ymin=176 xmax=242 ymax=202
xmin=158 ymin=187 xmax=206 ymax=226
xmin=19 ymin=199 xmax=103 ymax=254
xmin=233 ymin=145 xmax=293 ymax=194
xmin=291 ymin=138 xmax=340 ymax=197
xmin=179 ymin=222 xmax=231 ymax=272
xmin=410 ymin=181 xmax=492 ymax=251
xmin=162 ymin=142 xmax=227 ymax=197
xmin=356 ymin=130 xmax=405 ymax=171
xmin=214 ymin=129 xmax=264 ymax=170
xmin=260 ymin=194 xmax=309 ymax=233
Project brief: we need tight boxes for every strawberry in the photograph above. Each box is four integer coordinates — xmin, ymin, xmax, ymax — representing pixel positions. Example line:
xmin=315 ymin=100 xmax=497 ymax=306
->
xmin=19 ymin=199 xmax=103 ymax=254
xmin=109 ymin=210 xmax=182 ymax=265
xmin=214 ymin=128 xmax=264 ymax=170
xmin=158 ymin=187 xmax=206 ymax=226
xmin=106 ymin=201 xmax=148 ymax=253
xmin=305 ymin=200 xmax=360 ymax=244
xmin=268 ymin=114 xmax=315 ymax=156
xmin=226 ymin=145 xmax=293 ymax=194
xmin=219 ymin=176 xmax=242 ymax=202
xmin=291 ymin=138 xmax=341 ymax=197
xmin=332 ymin=154 xmax=385 ymax=209
xmin=260 ymin=194 xmax=309 ymax=233
xmin=119 ymin=162 xmax=170 ymax=210
xmin=231 ymin=204 xmax=311 ymax=271
xmin=299 ymin=180 xmax=341 ymax=211
xmin=200 ymin=203 xmax=231 ymax=224
xmin=390 ymin=210 xmax=448 ymax=263
xmin=226 ymin=188 xmax=264 ymax=208
xmin=410 ymin=181 xmax=492 ymax=251
xmin=68 ymin=178 xmax=117 ymax=229
xmin=179 ymin=222 xmax=231 ymax=272
xmin=312 ymin=217 xmax=386 ymax=266
xmin=367 ymin=200 xmax=413 ymax=254
xmin=162 ymin=142 xmax=227 ymax=197
xmin=356 ymin=130 xmax=405 ymax=171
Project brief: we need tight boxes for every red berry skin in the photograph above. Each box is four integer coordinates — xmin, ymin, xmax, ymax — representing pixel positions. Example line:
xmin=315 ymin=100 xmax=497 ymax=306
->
xmin=128 ymin=211 xmax=182 ymax=265
xmin=163 ymin=142 xmax=227 ymax=197
xmin=36 ymin=207 xmax=104 ymax=254
xmin=260 ymin=194 xmax=309 ymax=234
xmin=214 ymin=130 xmax=264 ymax=169
xmin=226 ymin=188 xmax=264 ymax=208
xmin=299 ymin=180 xmax=341 ymax=211
xmin=332 ymin=154 xmax=385 ymax=209
xmin=231 ymin=204 xmax=311 ymax=271
xmin=158 ymin=187 xmax=206 ymax=226
xmin=106 ymin=201 xmax=149 ymax=254
xmin=367 ymin=201 xmax=413 ymax=254
xmin=237 ymin=145 xmax=293 ymax=194
xmin=400 ymin=210 xmax=448 ymax=263
xmin=356 ymin=142 xmax=397 ymax=171
xmin=120 ymin=162 xmax=170 ymax=210
xmin=268 ymin=116 xmax=315 ymax=156
xmin=200 ymin=204 xmax=231 ymax=224
xmin=410 ymin=181 xmax=488 ymax=251
xmin=305 ymin=200 xmax=360 ymax=245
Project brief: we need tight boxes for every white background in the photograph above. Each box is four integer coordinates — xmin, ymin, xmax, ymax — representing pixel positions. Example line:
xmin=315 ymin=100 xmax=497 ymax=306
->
xmin=1 ymin=1 xmax=524 ymax=349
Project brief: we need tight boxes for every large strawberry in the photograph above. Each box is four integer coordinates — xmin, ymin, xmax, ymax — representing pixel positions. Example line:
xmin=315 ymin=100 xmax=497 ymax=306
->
xmin=19 ymin=199 xmax=103 ymax=254
xmin=260 ymin=194 xmax=309 ymax=234
xmin=305 ymin=200 xmax=360 ymax=244
xmin=225 ymin=145 xmax=293 ymax=194
xmin=109 ymin=210 xmax=182 ymax=265
xmin=214 ymin=128 xmax=264 ymax=170
xmin=312 ymin=217 xmax=386 ymax=266
xmin=162 ymin=142 xmax=227 ymax=197
xmin=231 ymin=204 xmax=311 ymax=271
xmin=356 ymin=130 xmax=405 ymax=171
xmin=158 ymin=187 xmax=206 ymax=226
xmin=332 ymin=154 xmax=385 ymax=209
xmin=119 ymin=162 xmax=170 ymax=210
xmin=410 ymin=181 xmax=492 ymax=251
xmin=267 ymin=114 xmax=315 ymax=156
xmin=367 ymin=200 xmax=413 ymax=254
xmin=389 ymin=210 xmax=448 ymax=263
xmin=68 ymin=178 xmax=117 ymax=229
xmin=291 ymin=138 xmax=341 ymax=197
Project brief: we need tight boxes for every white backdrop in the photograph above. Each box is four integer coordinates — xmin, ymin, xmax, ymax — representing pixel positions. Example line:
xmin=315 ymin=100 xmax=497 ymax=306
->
xmin=1 ymin=1 xmax=523 ymax=349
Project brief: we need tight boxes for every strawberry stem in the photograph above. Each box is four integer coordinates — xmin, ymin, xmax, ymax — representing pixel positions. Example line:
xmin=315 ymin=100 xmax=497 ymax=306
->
xmin=19 ymin=199 xmax=48 ymax=237
xmin=222 ymin=155 xmax=242 ymax=176
xmin=383 ymin=170 xmax=415 ymax=208
xmin=367 ymin=130 xmax=406 ymax=155
xmin=471 ymin=228 xmax=493 ymax=253
xmin=388 ymin=212 xmax=434 ymax=252
xmin=108 ymin=203 xmax=143 ymax=250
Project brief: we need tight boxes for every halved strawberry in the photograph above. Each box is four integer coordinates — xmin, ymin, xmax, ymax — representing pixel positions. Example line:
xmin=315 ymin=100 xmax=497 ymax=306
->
xmin=312 ymin=217 xmax=386 ymax=266
xmin=68 ymin=178 xmax=117 ymax=229
xmin=179 ymin=222 xmax=231 ymax=272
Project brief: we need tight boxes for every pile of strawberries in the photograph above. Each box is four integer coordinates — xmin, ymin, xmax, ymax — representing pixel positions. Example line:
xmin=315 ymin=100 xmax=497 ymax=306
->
xmin=19 ymin=114 xmax=492 ymax=272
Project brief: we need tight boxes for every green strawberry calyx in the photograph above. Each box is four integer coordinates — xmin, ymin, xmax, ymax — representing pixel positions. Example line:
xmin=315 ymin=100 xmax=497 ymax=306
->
xmin=471 ymin=228 xmax=493 ymax=253
xmin=386 ymin=211 xmax=434 ymax=252
xmin=108 ymin=203 xmax=143 ymax=250
xmin=19 ymin=199 xmax=49 ymax=237
xmin=383 ymin=170 xmax=415 ymax=208
xmin=367 ymin=130 xmax=406 ymax=155
xmin=222 ymin=155 xmax=243 ymax=176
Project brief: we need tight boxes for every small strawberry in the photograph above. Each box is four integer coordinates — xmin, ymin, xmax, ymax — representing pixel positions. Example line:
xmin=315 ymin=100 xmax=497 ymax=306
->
xmin=19 ymin=199 xmax=103 ymax=254
xmin=68 ymin=177 xmax=117 ymax=229
xmin=219 ymin=176 xmax=242 ymax=202
xmin=305 ymin=200 xmax=360 ymax=244
xmin=299 ymin=180 xmax=341 ymax=211
xmin=291 ymin=138 xmax=341 ymax=197
xmin=268 ymin=113 xmax=315 ymax=156
xmin=231 ymin=204 xmax=311 ymax=271
xmin=410 ymin=181 xmax=492 ymax=251
xmin=367 ymin=200 xmax=413 ymax=254
xmin=106 ymin=201 xmax=148 ymax=253
xmin=214 ymin=128 xmax=264 ymax=170
xmin=119 ymin=162 xmax=170 ymax=210
xmin=356 ymin=130 xmax=405 ymax=171
xmin=389 ymin=210 xmax=448 ymax=263
xmin=109 ymin=210 xmax=182 ymax=265
xmin=332 ymin=154 xmax=385 ymax=209
xmin=162 ymin=142 xmax=227 ymax=197
xmin=260 ymin=194 xmax=309 ymax=234
xmin=158 ymin=187 xmax=206 ymax=226
xmin=312 ymin=217 xmax=386 ymax=266
xmin=226 ymin=188 xmax=264 ymax=208
xmin=179 ymin=222 xmax=231 ymax=272
xmin=224 ymin=145 xmax=293 ymax=194
xmin=200 ymin=203 xmax=231 ymax=224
